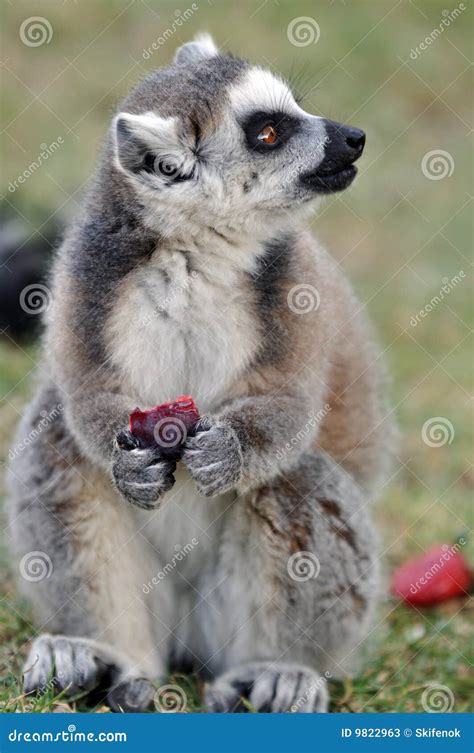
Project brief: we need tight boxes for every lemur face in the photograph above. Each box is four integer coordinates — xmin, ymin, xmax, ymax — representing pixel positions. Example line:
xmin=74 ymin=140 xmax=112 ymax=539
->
xmin=112 ymin=34 xmax=365 ymax=238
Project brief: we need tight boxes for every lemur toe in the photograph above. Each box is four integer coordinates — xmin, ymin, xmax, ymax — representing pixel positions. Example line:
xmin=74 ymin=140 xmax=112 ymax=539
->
xmin=204 ymin=681 xmax=247 ymax=712
xmin=107 ymin=677 xmax=155 ymax=712
xmin=23 ymin=635 xmax=53 ymax=695
xmin=23 ymin=635 xmax=109 ymax=698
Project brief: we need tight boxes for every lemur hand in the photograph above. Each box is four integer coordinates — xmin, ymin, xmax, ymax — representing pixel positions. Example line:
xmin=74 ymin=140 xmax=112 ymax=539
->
xmin=111 ymin=429 xmax=176 ymax=509
xmin=182 ymin=417 xmax=243 ymax=497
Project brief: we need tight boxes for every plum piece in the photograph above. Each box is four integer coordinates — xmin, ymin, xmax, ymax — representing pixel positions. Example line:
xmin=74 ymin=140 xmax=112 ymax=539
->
xmin=129 ymin=395 xmax=200 ymax=458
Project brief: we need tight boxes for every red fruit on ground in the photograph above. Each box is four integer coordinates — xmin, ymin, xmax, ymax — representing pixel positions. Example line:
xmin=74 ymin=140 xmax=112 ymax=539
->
xmin=391 ymin=545 xmax=471 ymax=607
xmin=129 ymin=396 xmax=200 ymax=455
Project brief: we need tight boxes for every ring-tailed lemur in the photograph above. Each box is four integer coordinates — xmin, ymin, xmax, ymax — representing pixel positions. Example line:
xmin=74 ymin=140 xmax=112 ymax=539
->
xmin=7 ymin=34 xmax=393 ymax=712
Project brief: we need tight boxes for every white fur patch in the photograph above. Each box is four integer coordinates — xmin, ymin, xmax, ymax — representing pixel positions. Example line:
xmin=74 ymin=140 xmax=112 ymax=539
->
xmin=229 ymin=67 xmax=307 ymax=119
xmin=106 ymin=241 xmax=260 ymax=412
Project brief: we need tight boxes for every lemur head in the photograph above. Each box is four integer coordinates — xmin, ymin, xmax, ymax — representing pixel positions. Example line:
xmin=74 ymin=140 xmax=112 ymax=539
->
xmin=111 ymin=34 xmax=365 ymax=239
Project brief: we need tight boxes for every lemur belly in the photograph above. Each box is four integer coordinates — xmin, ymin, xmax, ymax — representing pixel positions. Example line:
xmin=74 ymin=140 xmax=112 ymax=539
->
xmin=133 ymin=465 xmax=248 ymax=668
xmin=134 ymin=464 xmax=232 ymax=574
xmin=106 ymin=247 xmax=259 ymax=412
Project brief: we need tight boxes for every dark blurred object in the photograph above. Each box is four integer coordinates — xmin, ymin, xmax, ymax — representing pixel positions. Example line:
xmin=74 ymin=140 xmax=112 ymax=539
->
xmin=0 ymin=216 xmax=59 ymax=343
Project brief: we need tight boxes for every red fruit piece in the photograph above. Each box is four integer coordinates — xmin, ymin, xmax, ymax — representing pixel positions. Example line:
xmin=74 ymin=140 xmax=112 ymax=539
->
xmin=391 ymin=544 xmax=471 ymax=607
xmin=129 ymin=396 xmax=200 ymax=457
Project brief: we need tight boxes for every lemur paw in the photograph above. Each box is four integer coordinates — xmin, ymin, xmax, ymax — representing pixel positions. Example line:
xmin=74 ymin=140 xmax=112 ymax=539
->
xmin=112 ymin=429 xmax=176 ymax=509
xmin=205 ymin=662 xmax=329 ymax=713
xmin=182 ymin=417 xmax=243 ymax=497
xmin=23 ymin=635 xmax=109 ymax=698
xmin=23 ymin=634 xmax=154 ymax=712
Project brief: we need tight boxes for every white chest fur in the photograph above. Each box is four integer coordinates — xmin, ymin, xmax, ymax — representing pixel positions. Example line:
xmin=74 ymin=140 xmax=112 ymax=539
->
xmin=106 ymin=244 xmax=260 ymax=412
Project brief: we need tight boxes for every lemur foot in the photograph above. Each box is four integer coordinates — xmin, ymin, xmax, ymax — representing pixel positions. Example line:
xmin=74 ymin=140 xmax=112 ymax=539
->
xmin=112 ymin=429 xmax=176 ymax=509
xmin=107 ymin=677 xmax=155 ymax=712
xmin=205 ymin=662 xmax=329 ymax=713
xmin=23 ymin=634 xmax=153 ymax=711
xmin=23 ymin=635 xmax=112 ymax=698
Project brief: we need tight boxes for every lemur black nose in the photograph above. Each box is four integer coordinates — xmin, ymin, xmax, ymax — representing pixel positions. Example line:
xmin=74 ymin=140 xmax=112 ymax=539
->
xmin=315 ymin=120 xmax=366 ymax=178
xmin=346 ymin=127 xmax=366 ymax=154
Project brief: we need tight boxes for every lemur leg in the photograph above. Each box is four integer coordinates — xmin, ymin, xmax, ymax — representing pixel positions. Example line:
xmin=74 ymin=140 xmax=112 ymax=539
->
xmin=203 ymin=451 xmax=379 ymax=712
xmin=7 ymin=395 xmax=167 ymax=711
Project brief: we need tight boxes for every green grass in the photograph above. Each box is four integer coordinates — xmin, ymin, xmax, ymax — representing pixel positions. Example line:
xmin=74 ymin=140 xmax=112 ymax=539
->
xmin=1 ymin=0 xmax=472 ymax=713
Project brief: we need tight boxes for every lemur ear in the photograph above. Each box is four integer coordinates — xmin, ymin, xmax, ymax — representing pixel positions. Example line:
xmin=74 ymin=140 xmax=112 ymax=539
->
xmin=174 ymin=33 xmax=218 ymax=66
xmin=113 ymin=112 xmax=185 ymax=178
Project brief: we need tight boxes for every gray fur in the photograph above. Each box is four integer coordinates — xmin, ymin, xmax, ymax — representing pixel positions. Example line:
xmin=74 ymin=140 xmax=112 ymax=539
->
xmin=7 ymin=35 xmax=393 ymax=713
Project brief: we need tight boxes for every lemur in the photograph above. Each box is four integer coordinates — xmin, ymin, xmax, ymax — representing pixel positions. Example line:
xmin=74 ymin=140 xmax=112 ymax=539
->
xmin=7 ymin=34 xmax=393 ymax=713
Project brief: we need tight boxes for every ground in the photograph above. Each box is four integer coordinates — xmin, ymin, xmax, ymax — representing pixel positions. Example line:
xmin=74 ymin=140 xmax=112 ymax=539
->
xmin=0 ymin=0 xmax=472 ymax=713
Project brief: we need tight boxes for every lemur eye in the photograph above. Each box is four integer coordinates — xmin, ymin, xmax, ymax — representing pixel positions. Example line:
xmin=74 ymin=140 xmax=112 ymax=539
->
xmin=257 ymin=125 xmax=278 ymax=145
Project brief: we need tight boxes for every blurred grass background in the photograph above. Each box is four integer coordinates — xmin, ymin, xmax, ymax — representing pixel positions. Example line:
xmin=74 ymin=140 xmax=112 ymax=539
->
xmin=0 ymin=0 xmax=472 ymax=712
